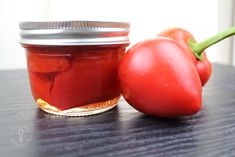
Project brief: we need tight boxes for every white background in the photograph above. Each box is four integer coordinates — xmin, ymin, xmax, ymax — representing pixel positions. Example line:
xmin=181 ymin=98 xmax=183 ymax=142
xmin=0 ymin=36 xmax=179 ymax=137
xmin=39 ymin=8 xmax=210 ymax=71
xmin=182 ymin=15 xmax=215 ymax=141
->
xmin=0 ymin=0 xmax=234 ymax=70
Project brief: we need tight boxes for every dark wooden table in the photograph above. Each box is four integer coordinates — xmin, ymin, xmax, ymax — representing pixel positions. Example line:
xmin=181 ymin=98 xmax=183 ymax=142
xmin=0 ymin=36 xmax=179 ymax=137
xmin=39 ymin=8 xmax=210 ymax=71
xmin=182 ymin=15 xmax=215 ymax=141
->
xmin=1 ymin=64 xmax=235 ymax=157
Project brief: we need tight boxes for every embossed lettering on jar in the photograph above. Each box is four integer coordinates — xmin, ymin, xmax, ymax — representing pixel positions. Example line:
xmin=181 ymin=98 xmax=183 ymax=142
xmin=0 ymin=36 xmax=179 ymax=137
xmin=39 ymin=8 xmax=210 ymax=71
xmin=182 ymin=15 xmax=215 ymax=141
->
xmin=19 ymin=21 xmax=130 ymax=116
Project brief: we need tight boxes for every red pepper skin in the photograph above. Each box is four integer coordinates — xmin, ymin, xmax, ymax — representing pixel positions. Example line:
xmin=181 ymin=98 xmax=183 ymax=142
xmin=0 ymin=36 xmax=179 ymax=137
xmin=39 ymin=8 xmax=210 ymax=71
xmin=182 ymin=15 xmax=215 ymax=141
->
xmin=119 ymin=37 xmax=202 ymax=117
xmin=158 ymin=28 xmax=212 ymax=86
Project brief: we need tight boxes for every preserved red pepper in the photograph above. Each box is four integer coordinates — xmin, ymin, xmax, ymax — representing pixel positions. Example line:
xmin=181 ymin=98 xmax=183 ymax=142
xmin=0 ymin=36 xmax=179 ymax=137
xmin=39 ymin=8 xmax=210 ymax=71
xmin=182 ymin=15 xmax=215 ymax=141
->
xmin=20 ymin=21 xmax=130 ymax=116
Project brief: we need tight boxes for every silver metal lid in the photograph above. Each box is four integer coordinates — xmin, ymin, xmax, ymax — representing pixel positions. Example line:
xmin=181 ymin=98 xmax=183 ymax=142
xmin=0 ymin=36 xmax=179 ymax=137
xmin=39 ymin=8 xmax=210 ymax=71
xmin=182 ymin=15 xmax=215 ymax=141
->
xmin=19 ymin=21 xmax=130 ymax=46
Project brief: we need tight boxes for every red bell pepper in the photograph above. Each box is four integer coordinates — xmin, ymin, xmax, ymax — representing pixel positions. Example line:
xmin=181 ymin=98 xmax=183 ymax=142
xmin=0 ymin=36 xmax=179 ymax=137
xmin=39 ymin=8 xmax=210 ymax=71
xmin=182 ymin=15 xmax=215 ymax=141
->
xmin=119 ymin=27 xmax=235 ymax=117
xmin=158 ymin=27 xmax=235 ymax=86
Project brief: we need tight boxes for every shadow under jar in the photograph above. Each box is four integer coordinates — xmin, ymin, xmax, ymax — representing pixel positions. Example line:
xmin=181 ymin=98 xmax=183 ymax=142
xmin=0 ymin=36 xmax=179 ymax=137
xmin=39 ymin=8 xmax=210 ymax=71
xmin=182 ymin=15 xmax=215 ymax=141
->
xmin=19 ymin=21 xmax=130 ymax=116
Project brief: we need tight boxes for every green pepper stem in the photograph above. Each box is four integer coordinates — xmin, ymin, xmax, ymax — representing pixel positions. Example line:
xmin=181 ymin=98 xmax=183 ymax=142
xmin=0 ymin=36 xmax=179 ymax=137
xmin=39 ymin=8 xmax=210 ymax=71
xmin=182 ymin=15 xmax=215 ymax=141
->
xmin=189 ymin=27 xmax=235 ymax=61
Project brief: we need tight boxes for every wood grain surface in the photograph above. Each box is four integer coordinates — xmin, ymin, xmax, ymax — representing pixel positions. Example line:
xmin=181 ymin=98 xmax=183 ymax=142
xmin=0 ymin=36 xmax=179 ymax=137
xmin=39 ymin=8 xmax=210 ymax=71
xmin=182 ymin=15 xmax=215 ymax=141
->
xmin=1 ymin=64 xmax=235 ymax=157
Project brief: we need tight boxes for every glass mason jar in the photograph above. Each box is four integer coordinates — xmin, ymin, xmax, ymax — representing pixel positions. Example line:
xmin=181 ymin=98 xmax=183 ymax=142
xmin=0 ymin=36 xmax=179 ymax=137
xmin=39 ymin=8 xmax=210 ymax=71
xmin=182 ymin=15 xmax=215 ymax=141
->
xmin=19 ymin=21 xmax=130 ymax=116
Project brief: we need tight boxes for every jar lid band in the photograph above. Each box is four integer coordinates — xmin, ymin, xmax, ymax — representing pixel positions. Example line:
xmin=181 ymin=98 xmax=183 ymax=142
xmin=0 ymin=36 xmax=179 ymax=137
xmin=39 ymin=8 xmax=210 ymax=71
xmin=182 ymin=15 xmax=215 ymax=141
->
xmin=19 ymin=21 xmax=130 ymax=46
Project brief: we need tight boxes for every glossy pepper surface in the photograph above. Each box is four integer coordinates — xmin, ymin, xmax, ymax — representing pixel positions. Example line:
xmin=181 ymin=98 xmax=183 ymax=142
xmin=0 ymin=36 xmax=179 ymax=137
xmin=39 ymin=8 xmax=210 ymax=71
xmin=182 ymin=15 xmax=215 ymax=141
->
xmin=119 ymin=27 xmax=235 ymax=117
xmin=158 ymin=28 xmax=212 ymax=86
xmin=159 ymin=27 xmax=235 ymax=86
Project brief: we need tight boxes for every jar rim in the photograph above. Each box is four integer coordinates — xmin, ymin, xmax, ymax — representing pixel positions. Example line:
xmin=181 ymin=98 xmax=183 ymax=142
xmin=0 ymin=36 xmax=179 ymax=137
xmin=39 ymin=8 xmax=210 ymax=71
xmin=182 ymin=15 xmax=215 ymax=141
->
xmin=19 ymin=20 xmax=130 ymax=46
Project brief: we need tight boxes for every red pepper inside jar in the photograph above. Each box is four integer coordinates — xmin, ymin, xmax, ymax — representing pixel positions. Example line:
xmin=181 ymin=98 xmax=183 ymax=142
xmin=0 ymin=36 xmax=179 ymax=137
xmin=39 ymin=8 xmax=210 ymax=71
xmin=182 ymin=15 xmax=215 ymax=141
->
xmin=19 ymin=21 xmax=130 ymax=116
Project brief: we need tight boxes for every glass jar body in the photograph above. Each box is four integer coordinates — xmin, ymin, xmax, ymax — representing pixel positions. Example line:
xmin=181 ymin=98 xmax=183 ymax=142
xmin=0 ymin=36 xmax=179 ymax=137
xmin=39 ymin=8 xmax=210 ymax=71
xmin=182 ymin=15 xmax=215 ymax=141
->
xmin=23 ymin=45 xmax=126 ymax=116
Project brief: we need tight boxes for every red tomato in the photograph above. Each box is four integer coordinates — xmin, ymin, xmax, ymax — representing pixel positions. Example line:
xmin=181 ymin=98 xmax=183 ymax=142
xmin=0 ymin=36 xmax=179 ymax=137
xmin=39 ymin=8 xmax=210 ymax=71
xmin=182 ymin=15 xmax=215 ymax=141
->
xmin=119 ymin=37 xmax=202 ymax=117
